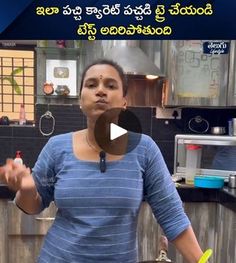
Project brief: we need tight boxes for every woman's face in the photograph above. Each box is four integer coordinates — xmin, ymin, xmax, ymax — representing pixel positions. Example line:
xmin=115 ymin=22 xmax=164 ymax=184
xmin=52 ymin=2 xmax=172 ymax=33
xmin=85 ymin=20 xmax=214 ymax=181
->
xmin=80 ymin=64 xmax=127 ymax=119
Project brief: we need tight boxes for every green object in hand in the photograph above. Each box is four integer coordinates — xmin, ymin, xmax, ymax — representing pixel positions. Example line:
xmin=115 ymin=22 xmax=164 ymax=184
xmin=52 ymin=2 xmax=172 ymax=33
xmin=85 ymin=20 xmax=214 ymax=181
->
xmin=198 ymin=249 xmax=213 ymax=263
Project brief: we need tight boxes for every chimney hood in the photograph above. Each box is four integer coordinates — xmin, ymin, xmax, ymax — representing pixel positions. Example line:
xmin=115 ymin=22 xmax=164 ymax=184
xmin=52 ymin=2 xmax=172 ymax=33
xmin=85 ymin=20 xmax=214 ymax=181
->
xmin=102 ymin=40 xmax=163 ymax=78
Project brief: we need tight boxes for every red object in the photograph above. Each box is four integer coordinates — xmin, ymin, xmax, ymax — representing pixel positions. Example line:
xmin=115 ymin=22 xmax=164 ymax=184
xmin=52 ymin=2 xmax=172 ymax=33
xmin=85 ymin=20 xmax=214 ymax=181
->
xmin=43 ymin=83 xmax=54 ymax=95
xmin=15 ymin=151 xmax=22 ymax=158
xmin=186 ymin=144 xmax=202 ymax=150
xmin=56 ymin=40 xmax=66 ymax=48
xmin=19 ymin=104 xmax=26 ymax=125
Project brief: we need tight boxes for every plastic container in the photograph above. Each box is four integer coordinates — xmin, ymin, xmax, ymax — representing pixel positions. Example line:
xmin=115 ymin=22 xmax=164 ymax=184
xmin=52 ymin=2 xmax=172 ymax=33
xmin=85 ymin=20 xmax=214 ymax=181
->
xmin=19 ymin=104 xmax=26 ymax=125
xmin=14 ymin=151 xmax=23 ymax=165
xmin=185 ymin=144 xmax=202 ymax=185
xmin=228 ymin=174 xmax=236 ymax=188
xmin=194 ymin=176 xmax=224 ymax=189
xmin=228 ymin=119 xmax=233 ymax=136
xmin=233 ymin=118 xmax=236 ymax=136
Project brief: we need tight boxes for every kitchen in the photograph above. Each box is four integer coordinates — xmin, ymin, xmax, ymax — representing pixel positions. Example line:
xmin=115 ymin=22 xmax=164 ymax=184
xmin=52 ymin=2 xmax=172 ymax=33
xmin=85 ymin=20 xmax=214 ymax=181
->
xmin=0 ymin=40 xmax=236 ymax=263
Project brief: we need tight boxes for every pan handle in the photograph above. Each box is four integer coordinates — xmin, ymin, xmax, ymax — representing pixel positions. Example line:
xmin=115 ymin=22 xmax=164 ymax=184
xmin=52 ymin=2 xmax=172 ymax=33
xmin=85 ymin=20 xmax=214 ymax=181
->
xmin=156 ymin=235 xmax=172 ymax=262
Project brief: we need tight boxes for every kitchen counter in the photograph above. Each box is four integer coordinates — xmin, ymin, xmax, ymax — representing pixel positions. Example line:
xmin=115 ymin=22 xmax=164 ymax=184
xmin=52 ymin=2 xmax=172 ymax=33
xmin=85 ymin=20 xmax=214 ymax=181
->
xmin=0 ymin=184 xmax=15 ymax=199
xmin=1 ymin=183 xmax=235 ymax=212
xmin=1 ymin=183 xmax=236 ymax=263
xmin=176 ymin=184 xmax=236 ymax=212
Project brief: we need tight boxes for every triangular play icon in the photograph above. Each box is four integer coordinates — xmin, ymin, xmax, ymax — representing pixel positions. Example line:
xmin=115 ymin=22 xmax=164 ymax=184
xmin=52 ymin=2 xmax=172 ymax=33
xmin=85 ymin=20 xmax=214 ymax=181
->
xmin=110 ymin=123 xmax=127 ymax=140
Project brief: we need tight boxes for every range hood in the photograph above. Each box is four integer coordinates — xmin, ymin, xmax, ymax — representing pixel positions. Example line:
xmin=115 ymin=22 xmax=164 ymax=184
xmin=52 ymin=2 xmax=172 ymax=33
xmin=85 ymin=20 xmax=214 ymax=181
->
xmin=102 ymin=40 xmax=163 ymax=78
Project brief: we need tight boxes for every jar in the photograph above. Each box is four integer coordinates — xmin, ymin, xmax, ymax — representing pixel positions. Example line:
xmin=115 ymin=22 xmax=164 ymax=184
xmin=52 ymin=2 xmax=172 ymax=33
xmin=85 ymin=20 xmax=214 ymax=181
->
xmin=43 ymin=82 xmax=54 ymax=95
xmin=185 ymin=144 xmax=202 ymax=185
xmin=228 ymin=174 xmax=236 ymax=188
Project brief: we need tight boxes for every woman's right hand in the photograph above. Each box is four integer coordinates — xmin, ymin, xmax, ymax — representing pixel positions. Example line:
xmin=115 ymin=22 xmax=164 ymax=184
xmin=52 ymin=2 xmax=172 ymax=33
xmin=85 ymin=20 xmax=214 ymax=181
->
xmin=0 ymin=159 xmax=32 ymax=192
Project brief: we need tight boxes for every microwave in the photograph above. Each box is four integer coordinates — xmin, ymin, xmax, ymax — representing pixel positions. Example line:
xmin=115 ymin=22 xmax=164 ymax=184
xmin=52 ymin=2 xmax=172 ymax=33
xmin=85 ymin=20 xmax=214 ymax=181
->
xmin=174 ymin=134 xmax=236 ymax=180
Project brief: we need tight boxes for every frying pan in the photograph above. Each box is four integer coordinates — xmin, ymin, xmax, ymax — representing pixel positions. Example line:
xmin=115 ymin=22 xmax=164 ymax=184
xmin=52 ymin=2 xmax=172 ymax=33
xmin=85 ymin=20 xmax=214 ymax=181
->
xmin=139 ymin=235 xmax=173 ymax=262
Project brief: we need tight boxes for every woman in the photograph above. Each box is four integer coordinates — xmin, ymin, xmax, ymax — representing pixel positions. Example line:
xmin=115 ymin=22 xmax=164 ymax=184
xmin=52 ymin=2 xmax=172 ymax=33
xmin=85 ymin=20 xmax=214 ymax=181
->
xmin=0 ymin=59 xmax=204 ymax=263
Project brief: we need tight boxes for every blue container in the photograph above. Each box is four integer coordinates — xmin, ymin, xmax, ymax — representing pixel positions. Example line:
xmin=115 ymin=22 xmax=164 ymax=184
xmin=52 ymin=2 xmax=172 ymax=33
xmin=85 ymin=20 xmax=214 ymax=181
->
xmin=194 ymin=176 xmax=224 ymax=189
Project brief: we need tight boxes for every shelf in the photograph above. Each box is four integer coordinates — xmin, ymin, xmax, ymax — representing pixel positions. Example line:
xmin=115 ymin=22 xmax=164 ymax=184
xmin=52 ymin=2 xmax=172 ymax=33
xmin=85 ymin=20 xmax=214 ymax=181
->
xmin=36 ymin=46 xmax=83 ymax=104
xmin=36 ymin=94 xmax=80 ymax=105
xmin=37 ymin=95 xmax=79 ymax=99
xmin=35 ymin=47 xmax=81 ymax=56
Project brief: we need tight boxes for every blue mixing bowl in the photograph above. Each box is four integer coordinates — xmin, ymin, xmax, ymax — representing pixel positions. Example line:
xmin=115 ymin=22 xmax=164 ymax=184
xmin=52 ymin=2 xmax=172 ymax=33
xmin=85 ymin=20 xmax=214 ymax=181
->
xmin=194 ymin=176 xmax=224 ymax=189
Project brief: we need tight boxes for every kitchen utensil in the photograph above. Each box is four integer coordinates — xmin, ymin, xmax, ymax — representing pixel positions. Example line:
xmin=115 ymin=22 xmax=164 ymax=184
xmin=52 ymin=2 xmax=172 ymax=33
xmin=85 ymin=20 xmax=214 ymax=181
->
xmin=232 ymin=118 xmax=236 ymax=136
xmin=43 ymin=82 xmax=54 ymax=95
xmin=139 ymin=236 xmax=173 ymax=263
xmin=155 ymin=235 xmax=172 ymax=262
xmin=210 ymin=126 xmax=226 ymax=135
xmin=228 ymin=174 xmax=236 ymax=188
xmin=194 ymin=176 xmax=224 ymax=189
xmin=39 ymin=111 xmax=55 ymax=136
xmin=198 ymin=249 xmax=213 ymax=263
xmin=55 ymin=85 xmax=70 ymax=96
xmin=188 ymin=116 xmax=209 ymax=134
xmin=228 ymin=119 xmax=233 ymax=136
xmin=0 ymin=116 xmax=10 ymax=125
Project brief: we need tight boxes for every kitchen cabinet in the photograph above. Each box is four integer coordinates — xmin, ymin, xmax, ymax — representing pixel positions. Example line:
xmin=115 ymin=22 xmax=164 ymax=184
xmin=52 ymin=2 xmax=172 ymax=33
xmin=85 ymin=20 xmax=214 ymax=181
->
xmin=137 ymin=202 xmax=162 ymax=261
xmin=227 ymin=40 xmax=236 ymax=106
xmin=126 ymin=77 xmax=163 ymax=107
xmin=215 ymin=204 xmax=236 ymax=263
xmin=170 ymin=202 xmax=217 ymax=263
xmin=0 ymin=200 xmax=56 ymax=263
xmin=1 ymin=199 xmax=235 ymax=262
xmin=162 ymin=40 xmax=230 ymax=107
xmin=0 ymin=200 xmax=7 ymax=263
xmin=137 ymin=202 xmax=217 ymax=262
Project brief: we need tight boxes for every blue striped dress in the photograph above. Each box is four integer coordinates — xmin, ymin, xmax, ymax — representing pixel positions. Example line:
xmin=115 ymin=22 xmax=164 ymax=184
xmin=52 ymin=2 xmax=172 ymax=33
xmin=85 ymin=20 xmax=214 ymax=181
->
xmin=32 ymin=132 xmax=190 ymax=263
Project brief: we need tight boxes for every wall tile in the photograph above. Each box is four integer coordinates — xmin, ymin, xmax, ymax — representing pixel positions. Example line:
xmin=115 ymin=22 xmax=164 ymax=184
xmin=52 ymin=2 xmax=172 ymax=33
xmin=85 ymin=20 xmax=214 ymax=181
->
xmin=0 ymin=137 xmax=13 ymax=165
xmin=0 ymin=126 xmax=13 ymax=137
xmin=12 ymin=126 xmax=38 ymax=137
xmin=182 ymin=108 xmax=236 ymax=134
xmin=155 ymin=140 xmax=175 ymax=174
xmin=152 ymin=118 xmax=183 ymax=141
xmin=127 ymin=107 xmax=152 ymax=136
xmin=12 ymin=138 xmax=48 ymax=168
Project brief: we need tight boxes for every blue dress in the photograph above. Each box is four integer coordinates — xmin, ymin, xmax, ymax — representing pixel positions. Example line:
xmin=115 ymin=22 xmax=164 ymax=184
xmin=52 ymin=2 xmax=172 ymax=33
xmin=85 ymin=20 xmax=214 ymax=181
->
xmin=32 ymin=132 xmax=190 ymax=263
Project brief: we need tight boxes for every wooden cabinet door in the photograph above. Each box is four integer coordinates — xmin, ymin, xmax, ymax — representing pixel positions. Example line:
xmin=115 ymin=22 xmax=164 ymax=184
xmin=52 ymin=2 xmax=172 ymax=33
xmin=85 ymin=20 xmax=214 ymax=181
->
xmin=215 ymin=204 xmax=236 ymax=263
xmin=137 ymin=202 xmax=217 ymax=263
xmin=7 ymin=201 xmax=57 ymax=263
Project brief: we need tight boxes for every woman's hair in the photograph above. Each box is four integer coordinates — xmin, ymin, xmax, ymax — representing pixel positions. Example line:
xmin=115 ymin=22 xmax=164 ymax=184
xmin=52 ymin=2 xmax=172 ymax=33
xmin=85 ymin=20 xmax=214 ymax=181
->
xmin=79 ymin=59 xmax=128 ymax=97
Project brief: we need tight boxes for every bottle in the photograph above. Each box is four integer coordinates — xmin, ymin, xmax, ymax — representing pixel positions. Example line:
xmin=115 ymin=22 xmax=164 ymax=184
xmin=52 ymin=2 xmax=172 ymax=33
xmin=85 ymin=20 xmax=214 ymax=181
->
xmin=185 ymin=144 xmax=202 ymax=185
xmin=232 ymin=118 xmax=236 ymax=136
xmin=228 ymin=174 xmax=236 ymax=188
xmin=228 ymin=118 xmax=233 ymax=136
xmin=19 ymin=104 xmax=26 ymax=125
xmin=14 ymin=151 xmax=23 ymax=165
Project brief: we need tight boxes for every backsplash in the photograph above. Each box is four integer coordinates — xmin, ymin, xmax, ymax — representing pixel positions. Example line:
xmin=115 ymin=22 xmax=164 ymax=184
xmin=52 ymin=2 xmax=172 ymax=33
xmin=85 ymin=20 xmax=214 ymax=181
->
xmin=181 ymin=108 xmax=236 ymax=134
xmin=0 ymin=105 xmax=236 ymax=173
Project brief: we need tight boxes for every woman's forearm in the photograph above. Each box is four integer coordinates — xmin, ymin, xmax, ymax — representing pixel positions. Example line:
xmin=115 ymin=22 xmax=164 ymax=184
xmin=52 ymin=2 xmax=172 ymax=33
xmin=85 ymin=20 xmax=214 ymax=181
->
xmin=15 ymin=175 xmax=42 ymax=214
xmin=1 ymin=160 xmax=43 ymax=214
xmin=172 ymin=226 xmax=203 ymax=263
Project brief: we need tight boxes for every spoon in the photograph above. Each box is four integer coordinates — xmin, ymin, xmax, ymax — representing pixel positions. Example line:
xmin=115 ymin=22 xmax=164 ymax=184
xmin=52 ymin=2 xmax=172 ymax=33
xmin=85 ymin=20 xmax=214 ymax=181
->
xmin=198 ymin=249 xmax=213 ymax=263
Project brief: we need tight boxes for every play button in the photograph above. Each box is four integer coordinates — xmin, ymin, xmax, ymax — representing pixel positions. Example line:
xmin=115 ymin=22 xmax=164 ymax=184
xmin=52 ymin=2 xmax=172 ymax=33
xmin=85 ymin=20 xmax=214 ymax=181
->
xmin=110 ymin=123 xmax=127 ymax=140
xmin=94 ymin=108 xmax=142 ymax=155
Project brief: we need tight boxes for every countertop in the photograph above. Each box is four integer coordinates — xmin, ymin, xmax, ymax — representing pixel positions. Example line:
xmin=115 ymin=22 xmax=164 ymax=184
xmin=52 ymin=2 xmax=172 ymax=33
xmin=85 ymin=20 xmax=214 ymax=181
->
xmin=0 ymin=184 xmax=235 ymax=212
xmin=176 ymin=184 xmax=236 ymax=212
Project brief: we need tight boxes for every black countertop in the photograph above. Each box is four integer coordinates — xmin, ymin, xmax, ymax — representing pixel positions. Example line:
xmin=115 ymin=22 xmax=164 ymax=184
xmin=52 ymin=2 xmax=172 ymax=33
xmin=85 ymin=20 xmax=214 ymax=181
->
xmin=1 ymin=184 xmax=236 ymax=212
xmin=0 ymin=185 xmax=15 ymax=199
xmin=176 ymin=184 xmax=236 ymax=212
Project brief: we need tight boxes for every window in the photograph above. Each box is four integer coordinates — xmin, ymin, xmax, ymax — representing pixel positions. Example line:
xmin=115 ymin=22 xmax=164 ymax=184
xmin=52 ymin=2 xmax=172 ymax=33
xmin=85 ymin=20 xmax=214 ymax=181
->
xmin=0 ymin=48 xmax=35 ymax=122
